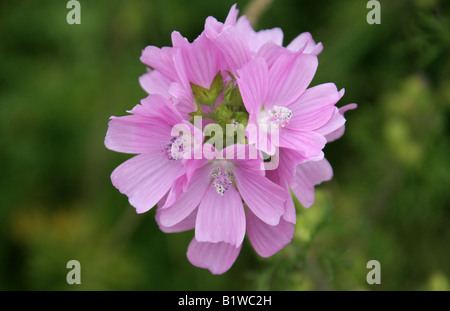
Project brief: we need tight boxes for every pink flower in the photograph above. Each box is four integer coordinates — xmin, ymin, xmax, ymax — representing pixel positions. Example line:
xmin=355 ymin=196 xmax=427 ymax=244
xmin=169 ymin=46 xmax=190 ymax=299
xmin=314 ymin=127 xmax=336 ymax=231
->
xmin=139 ymin=30 xmax=223 ymax=119
xmin=156 ymin=144 xmax=294 ymax=274
xmin=237 ymin=56 xmax=342 ymax=158
xmin=105 ymin=3 xmax=356 ymax=275
xmin=105 ymin=94 xmax=202 ymax=213
xmin=205 ymin=4 xmax=322 ymax=76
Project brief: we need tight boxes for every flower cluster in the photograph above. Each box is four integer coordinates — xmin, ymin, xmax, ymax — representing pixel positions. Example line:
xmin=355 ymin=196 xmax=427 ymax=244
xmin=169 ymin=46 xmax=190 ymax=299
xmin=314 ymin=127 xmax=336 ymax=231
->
xmin=105 ymin=4 xmax=356 ymax=274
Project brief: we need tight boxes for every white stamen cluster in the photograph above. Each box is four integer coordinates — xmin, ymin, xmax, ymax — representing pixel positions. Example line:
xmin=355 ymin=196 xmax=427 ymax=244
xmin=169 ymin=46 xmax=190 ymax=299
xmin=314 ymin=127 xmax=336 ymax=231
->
xmin=211 ymin=168 xmax=234 ymax=195
xmin=269 ymin=105 xmax=292 ymax=128
xmin=165 ymin=137 xmax=186 ymax=160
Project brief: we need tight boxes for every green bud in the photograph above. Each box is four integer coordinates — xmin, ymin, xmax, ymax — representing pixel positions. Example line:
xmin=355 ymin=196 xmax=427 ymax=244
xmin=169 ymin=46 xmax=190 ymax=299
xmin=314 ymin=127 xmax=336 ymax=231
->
xmin=216 ymin=102 xmax=233 ymax=121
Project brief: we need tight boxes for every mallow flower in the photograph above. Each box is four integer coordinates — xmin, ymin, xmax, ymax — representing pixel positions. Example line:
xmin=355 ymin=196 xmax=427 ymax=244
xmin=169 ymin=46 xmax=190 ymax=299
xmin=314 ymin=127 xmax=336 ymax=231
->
xmin=105 ymin=4 xmax=356 ymax=275
xmin=105 ymin=94 xmax=203 ymax=213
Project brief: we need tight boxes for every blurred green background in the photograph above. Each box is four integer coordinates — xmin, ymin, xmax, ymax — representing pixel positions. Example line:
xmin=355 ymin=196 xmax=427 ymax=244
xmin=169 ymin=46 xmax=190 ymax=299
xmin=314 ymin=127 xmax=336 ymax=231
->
xmin=1 ymin=0 xmax=449 ymax=290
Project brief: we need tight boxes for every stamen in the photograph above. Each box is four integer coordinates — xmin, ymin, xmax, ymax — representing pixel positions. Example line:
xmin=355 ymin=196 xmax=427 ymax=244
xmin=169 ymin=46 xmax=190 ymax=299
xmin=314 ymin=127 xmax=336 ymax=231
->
xmin=269 ymin=105 xmax=292 ymax=128
xmin=211 ymin=168 xmax=234 ymax=195
xmin=165 ymin=136 xmax=186 ymax=160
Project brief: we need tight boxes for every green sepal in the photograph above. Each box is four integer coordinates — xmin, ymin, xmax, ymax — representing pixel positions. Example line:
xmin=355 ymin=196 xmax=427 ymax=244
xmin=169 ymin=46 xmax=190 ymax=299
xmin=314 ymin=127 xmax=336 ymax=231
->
xmin=234 ymin=111 xmax=248 ymax=128
xmin=191 ymin=73 xmax=223 ymax=107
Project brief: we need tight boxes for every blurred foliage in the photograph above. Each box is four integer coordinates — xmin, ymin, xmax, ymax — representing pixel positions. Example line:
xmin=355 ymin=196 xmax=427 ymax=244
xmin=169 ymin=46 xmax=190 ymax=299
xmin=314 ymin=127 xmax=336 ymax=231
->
xmin=0 ymin=0 xmax=449 ymax=290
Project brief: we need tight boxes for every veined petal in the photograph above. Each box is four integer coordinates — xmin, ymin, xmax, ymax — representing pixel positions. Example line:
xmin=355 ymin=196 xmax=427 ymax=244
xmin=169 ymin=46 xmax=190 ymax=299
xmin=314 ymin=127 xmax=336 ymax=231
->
xmin=277 ymin=148 xmax=307 ymax=187
xmin=111 ymin=153 xmax=183 ymax=213
xmin=224 ymin=3 xmax=239 ymax=26
xmin=250 ymin=28 xmax=284 ymax=53
xmin=221 ymin=144 xmax=264 ymax=175
xmin=140 ymin=45 xmax=177 ymax=80
xmin=235 ymin=16 xmax=283 ymax=53
xmin=177 ymin=33 xmax=221 ymax=89
xmin=212 ymin=26 xmax=252 ymax=76
xmin=257 ymin=42 xmax=292 ymax=68
xmin=287 ymin=32 xmax=323 ymax=55
xmin=322 ymin=103 xmax=357 ymax=142
xmin=236 ymin=57 xmax=268 ymax=114
xmin=161 ymin=174 xmax=187 ymax=209
xmin=278 ymin=128 xmax=326 ymax=159
xmin=233 ymin=168 xmax=286 ymax=226
xmin=246 ymin=209 xmax=294 ymax=258
xmin=267 ymin=53 xmax=318 ymax=109
xmin=104 ymin=115 xmax=171 ymax=154
xmin=139 ymin=69 xmax=172 ymax=97
xmin=171 ymin=30 xmax=189 ymax=48
xmin=287 ymin=83 xmax=341 ymax=132
xmin=315 ymin=107 xmax=346 ymax=139
xmin=204 ymin=4 xmax=239 ymax=39
xmin=292 ymin=158 xmax=333 ymax=208
xmin=187 ymin=239 xmax=241 ymax=275
xmin=156 ymin=207 xmax=197 ymax=233
xmin=158 ymin=166 xmax=212 ymax=227
xmin=196 ymin=185 xmax=246 ymax=247
xmin=133 ymin=94 xmax=184 ymax=126
xmin=283 ymin=188 xmax=297 ymax=224
xmin=168 ymin=82 xmax=196 ymax=118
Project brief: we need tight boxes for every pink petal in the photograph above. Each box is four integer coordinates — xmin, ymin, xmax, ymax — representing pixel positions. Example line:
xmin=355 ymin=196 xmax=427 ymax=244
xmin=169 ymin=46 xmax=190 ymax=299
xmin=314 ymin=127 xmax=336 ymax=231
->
xmin=292 ymin=158 xmax=333 ymax=208
xmin=187 ymin=239 xmax=241 ymax=275
xmin=111 ymin=153 xmax=183 ymax=213
xmin=140 ymin=46 xmax=177 ymax=80
xmin=203 ymin=4 xmax=239 ymax=40
xmin=287 ymin=32 xmax=323 ymax=55
xmin=139 ymin=69 xmax=172 ymax=97
xmin=257 ymin=42 xmax=292 ymax=68
xmin=235 ymin=16 xmax=283 ymax=53
xmin=133 ymin=94 xmax=184 ymax=126
xmin=278 ymin=128 xmax=326 ymax=159
xmin=315 ymin=107 xmax=345 ymax=138
xmin=267 ymin=53 xmax=318 ymax=109
xmin=323 ymin=103 xmax=357 ymax=142
xmin=224 ymin=4 xmax=239 ymax=26
xmin=156 ymin=207 xmax=197 ymax=233
xmin=250 ymin=28 xmax=284 ymax=53
xmin=283 ymin=189 xmax=297 ymax=224
xmin=264 ymin=163 xmax=298 ymax=224
xmin=233 ymin=168 xmax=286 ymax=226
xmin=287 ymin=83 xmax=341 ymax=132
xmin=161 ymin=174 xmax=186 ymax=209
xmin=104 ymin=115 xmax=171 ymax=154
xmin=236 ymin=57 xmax=268 ymax=114
xmin=176 ymin=33 xmax=221 ymax=89
xmin=168 ymin=82 xmax=196 ymax=118
xmin=222 ymin=144 xmax=264 ymax=175
xmin=277 ymin=148 xmax=307 ymax=187
xmin=211 ymin=26 xmax=252 ymax=76
xmin=171 ymin=31 xmax=189 ymax=48
xmin=246 ymin=209 xmax=294 ymax=258
xmin=158 ymin=166 xmax=212 ymax=227
xmin=204 ymin=16 xmax=224 ymax=38
xmin=196 ymin=185 xmax=246 ymax=247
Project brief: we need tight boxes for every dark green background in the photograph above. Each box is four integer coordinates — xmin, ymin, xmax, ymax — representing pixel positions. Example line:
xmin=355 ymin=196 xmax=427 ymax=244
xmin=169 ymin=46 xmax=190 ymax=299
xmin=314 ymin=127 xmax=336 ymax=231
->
xmin=0 ymin=0 xmax=449 ymax=290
